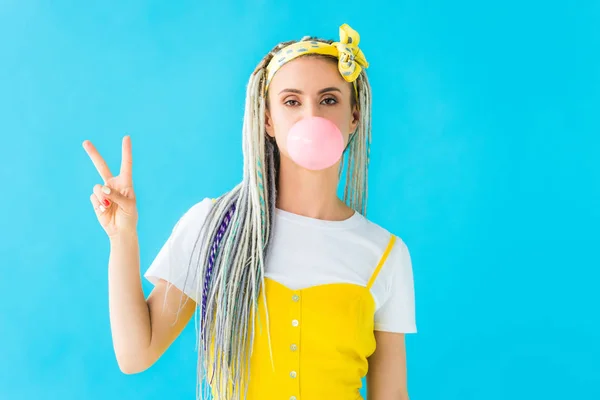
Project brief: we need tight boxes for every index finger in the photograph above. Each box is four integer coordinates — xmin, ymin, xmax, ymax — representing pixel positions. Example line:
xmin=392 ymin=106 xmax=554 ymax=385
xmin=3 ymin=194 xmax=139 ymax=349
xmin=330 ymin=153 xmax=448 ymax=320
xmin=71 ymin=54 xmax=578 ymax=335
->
xmin=82 ymin=140 xmax=113 ymax=183
xmin=119 ymin=135 xmax=133 ymax=185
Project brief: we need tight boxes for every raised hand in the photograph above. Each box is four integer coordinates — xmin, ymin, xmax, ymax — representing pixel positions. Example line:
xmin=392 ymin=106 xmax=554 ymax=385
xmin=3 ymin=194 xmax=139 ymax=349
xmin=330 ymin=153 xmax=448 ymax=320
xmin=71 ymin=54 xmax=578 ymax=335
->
xmin=83 ymin=136 xmax=138 ymax=238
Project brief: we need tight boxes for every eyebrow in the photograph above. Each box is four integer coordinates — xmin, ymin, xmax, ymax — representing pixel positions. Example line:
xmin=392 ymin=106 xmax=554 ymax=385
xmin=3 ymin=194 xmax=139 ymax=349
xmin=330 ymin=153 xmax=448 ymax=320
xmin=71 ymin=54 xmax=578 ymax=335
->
xmin=278 ymin=87 xmax=342 ymax=95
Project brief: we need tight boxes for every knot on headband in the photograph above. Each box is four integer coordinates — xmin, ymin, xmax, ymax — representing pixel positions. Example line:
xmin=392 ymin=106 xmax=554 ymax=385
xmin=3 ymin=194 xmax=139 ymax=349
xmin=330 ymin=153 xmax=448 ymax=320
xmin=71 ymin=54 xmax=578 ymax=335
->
xmin=332 ymin=23 xmax=369 ymax=83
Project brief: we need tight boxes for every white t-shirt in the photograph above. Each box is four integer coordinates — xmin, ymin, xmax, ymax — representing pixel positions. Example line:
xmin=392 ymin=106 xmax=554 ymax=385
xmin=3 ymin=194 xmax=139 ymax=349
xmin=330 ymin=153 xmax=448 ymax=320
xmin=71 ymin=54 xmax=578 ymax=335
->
xmin=144 ymin=198 xmax=417 ymax=333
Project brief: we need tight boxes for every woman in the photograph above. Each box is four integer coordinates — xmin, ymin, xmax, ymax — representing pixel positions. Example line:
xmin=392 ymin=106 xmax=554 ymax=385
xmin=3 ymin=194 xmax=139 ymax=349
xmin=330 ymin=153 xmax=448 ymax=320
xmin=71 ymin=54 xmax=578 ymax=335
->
xmin=84 ymin=23 xmax=417 ymax=400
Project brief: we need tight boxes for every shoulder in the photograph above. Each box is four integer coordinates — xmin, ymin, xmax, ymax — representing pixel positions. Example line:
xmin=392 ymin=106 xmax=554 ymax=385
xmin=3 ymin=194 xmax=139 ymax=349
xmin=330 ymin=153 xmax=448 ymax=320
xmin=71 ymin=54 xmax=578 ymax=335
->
xmin=357 ymin=215 xmax=410 ymax=259
xmin=171 ymin=197 xmax=216 ymax=234
xmin=386 ymin=235 xmax=412 ymax=280
xmin=357 ymin=216 xmax=412 ymax=284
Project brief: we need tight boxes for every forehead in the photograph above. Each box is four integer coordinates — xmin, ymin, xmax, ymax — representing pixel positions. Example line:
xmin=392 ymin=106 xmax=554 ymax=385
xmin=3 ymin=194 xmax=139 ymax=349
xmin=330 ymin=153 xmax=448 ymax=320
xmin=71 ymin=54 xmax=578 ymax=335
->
xmin=268 ymin=56 xmax=348 ymax=93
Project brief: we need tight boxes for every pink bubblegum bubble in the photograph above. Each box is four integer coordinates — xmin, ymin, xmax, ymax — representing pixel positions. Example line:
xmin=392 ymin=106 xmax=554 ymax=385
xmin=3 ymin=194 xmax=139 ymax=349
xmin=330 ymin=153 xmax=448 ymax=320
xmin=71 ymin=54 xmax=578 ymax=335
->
xmin=286 ymin=117 xmax=345 ymax=171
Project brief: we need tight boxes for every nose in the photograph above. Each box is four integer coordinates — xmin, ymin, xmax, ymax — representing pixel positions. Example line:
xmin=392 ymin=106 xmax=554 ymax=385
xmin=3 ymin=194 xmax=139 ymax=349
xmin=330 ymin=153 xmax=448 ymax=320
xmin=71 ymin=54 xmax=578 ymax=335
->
xmin=302 ymin=100 xmax=324 ymax=120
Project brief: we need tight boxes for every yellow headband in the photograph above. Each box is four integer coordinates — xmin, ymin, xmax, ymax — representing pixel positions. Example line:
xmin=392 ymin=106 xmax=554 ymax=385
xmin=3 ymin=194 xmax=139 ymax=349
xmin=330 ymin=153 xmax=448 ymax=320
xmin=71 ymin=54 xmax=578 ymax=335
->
xmin=264 ymin=23 xmax=369 ymax=100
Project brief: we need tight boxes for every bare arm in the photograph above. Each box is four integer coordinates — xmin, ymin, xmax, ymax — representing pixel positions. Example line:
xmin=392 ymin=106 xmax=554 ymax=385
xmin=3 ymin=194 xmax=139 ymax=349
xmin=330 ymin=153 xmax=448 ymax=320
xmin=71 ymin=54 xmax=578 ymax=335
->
xmin=83 ymin=137 xmax=196 ymax=374
xmin=108 ymin=232 xmax=196 ymax=374
xmin=367 ymin=331 xmax=410 ymax=400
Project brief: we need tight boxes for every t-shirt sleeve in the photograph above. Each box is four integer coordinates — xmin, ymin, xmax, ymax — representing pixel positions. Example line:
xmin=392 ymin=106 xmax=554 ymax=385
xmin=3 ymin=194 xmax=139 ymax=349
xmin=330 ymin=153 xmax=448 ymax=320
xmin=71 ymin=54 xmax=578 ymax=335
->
xmin=374 ymin=238 xmax=417 ymax=333
xmin=143 ymin=197 xmax=214 ymax=303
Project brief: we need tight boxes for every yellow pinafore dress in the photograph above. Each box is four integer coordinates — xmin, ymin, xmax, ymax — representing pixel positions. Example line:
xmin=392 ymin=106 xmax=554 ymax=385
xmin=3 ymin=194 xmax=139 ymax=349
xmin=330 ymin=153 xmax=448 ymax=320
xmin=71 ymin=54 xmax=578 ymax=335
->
xmin=210 ymin=234 xmax=397 ymax=399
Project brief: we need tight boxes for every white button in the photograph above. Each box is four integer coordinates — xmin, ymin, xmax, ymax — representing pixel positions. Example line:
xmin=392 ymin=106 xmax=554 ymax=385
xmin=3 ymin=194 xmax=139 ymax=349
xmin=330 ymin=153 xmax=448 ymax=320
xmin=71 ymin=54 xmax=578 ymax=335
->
xmin=292 ymin=294 xmax=300 ymax=302
xmin=290 ymin=344 xmax=298 ymax=351
xmin=290 ymin=370 xmax=297 ymax=378
xmin=292 ymin=319 xmax=299 ymax=327
xmin=290 ymin=397 xmax=297 ymax=400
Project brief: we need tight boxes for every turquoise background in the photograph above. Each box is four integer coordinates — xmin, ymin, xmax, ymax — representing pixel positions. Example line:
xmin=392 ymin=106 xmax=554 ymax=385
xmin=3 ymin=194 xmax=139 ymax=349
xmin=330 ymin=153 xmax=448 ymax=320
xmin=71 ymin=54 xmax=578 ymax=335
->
xmin=1 ymin=1 xmax=598 ymax=399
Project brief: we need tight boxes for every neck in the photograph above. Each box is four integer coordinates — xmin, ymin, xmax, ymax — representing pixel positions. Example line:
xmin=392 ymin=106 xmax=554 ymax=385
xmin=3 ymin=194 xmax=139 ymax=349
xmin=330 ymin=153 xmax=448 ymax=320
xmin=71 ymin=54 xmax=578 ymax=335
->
xmin=275 ymin=155 xmax=354 ymax=221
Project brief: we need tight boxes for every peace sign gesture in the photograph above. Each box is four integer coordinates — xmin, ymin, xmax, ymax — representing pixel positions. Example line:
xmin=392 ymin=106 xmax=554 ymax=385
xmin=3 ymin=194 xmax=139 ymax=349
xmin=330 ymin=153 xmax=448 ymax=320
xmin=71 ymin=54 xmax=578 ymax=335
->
xmin=83 ymin=136 xmax=138 ymax=238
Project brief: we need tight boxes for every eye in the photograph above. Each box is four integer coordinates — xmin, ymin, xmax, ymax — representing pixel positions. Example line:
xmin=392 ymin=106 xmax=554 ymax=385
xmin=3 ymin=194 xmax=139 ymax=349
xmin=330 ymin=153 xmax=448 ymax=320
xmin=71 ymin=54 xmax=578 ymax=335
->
xmin=321 ymin=97 xmax=338 ymax=105
xmin=283 ymin=97 xmax=338 ymax=107
xmin=284 ymin=99 xmax=300 ymax=107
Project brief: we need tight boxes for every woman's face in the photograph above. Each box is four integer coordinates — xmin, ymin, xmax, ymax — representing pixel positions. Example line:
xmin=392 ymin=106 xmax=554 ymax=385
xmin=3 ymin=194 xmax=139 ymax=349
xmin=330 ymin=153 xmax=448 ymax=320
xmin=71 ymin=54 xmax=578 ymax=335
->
xmin=265 ymin=56 xmax=360 ymax=158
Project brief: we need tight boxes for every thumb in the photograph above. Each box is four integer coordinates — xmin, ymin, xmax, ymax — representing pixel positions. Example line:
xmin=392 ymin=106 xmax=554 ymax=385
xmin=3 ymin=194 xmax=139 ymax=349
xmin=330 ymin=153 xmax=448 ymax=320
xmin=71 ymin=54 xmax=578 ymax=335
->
xmin=97 ymin=184 xmax=134 ymax=210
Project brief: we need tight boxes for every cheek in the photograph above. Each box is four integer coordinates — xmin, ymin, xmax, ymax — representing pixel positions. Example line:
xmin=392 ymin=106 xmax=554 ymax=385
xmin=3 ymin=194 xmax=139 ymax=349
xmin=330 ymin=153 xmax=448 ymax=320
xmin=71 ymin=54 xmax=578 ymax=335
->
xmin=269 ymin=112 xmax=294 ymax=154
xmin=330 ymin=113 xmax=354 ymax=142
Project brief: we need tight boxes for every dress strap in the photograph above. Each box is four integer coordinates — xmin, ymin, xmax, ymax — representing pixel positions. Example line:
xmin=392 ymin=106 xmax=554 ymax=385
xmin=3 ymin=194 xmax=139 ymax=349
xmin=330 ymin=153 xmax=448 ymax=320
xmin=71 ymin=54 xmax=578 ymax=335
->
xmin=366 ymin=234 xmax=397 ymax=290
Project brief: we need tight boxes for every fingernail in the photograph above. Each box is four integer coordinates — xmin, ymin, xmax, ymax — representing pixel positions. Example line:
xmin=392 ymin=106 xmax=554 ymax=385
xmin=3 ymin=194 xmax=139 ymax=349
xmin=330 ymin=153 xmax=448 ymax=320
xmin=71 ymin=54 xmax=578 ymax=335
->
xmin=99 ymin=205 xmax=106 ymax=212
xmin=103 ymin=199 xmax=110 ymax=207
xmin=102 ymin=186 xmax=111 ymax=195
